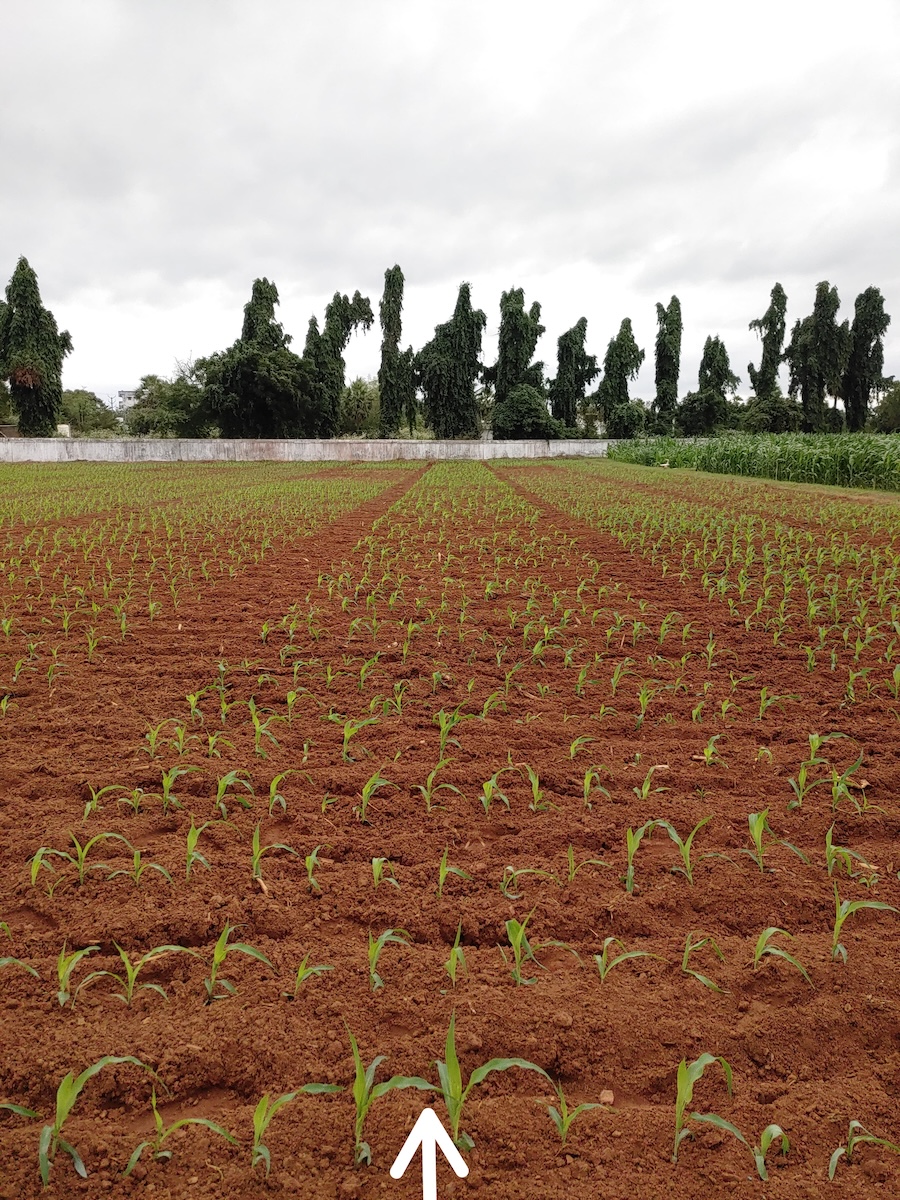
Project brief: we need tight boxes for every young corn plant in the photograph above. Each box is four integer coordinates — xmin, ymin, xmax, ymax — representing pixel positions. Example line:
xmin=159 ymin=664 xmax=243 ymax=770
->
xmin=55 ymin=943 xmax=99 ymax=1006
xmin=107 ymin=849 xmax=173 ymax=888
xmin=582 ymin=766 xmax=611 ymax=811
xmin=432 ymin=1011 xmax=550 ymax=1151
xmin=184 ymin=923 xmax=275 ymax=1002
xmin=622 ymin=820 xmax=662 ymax=893
xmin=304 ymin=844 xmax=325 ymax=893
xmin=214 ymin=769 xmax=254 ymax=819
xmin=565 ymin=844 xmax=608 ymax=882
xmin=672 ymin=1052 xmax=734 ymax=1162
xmin=372 ymin=857 xmax=399 ymax=889
xmin=824 ymin=824 xmax=878 ymax=885
xmin=282 ymin=952 xmax=333 ymax=999
xmin=250 ymin=824 xmax=299 ymax=881
xmin=415 ymin=759 xmax=463 ymax=813
xmin=687 ymin=1113 xmax=789 ymax=1180
xmin=368 ymin=928 xmax=410 ymax=991
xmin=742 ymin=809 xmax=809 ymax=872
xmin=185 ymin=818 xmax=224 ymax=879
xmin=543 ymin=1081 xmax=604 ymax=1145
xmin=267 ymin=770 xmax=294 ymax=815
xmin=829 ymin=1120 xmax=900 ymax=1179
xmin=443 ymin=923 xmax=468 ymax=987
xmin=750 ymin=927 xmax=812 ymax=986
xmin=355 ymin=771 xmax=394 ymax=823
xmin=437 ymin=847 xmax=471 ymax=897
xmin=250 ymin=1085 xmax=342 ymax=1176
xmin=4 ymin=1056 xmax=157 ymax=1186
xmin=75 ymin=944 xmax=184 ymax=1005
xmin=682 ymin=931 xmax=728 ymax=993
xmin=594 ymin=936 xmax=662 ymax=982
xmin=345 ymin=1026 xmax=432 ymax=1165
xmin=31 ymin=832 xmax=134 ymax=893
xmin=520 ymin=763 xmax=555 ymax=812
xmin=656 ymin=816 xmax=715 ymax=886
xmin=478 ymin=768 xmax=515 ymax=814
xmin=787 ymin=732 xmax=847 ymax=810
xmin=124 ymin=1087 xmax=238 ymax=1175
xmin=500 ymin=914 xmax=577 ymax=985
xmin=831 ymin=884 xmax=898 ymax=963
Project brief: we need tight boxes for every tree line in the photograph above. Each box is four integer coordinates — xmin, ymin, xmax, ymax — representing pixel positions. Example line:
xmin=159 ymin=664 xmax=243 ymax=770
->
xmin=1 ymin=256 xmax=894 ymax=438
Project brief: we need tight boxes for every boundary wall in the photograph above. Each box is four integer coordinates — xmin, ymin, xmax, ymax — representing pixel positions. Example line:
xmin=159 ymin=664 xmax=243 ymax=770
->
xmin=0 ymin=438 xmax=610 ymax=463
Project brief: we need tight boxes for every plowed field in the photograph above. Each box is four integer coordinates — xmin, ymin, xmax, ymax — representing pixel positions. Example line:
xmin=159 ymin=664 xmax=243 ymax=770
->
xmin=0 ymin=459 xmax=898 ymax=1200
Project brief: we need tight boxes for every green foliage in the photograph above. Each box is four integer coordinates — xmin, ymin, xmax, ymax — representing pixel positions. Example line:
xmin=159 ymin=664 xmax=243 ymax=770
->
xmin=125 ymin=360 xmax=209 ymax=436
xmin=678 ymin=336 xmax=739 ymax=435
xmin=598 ymin=318 xmax=645 ymax=438
xmin=199 ymin=279 xmax=316 ymax=437
xmin=871 ymin=377 xmax=900 ymax=432
xmin=0 ymin=257 xmax=73 ymax=436
xmin=652 ymin=296 xmax=682 ymax=431
xmin=748 ymin=281 xmax=787 ymax=402
xmin=303 ymin=290 xmax=374 ymax=436
xmin=842 ymin=286 xmax=891 ymax=432
xmin=338 ymin=377 xmax=380 ymax=435
xmin=377 ymin=265 xmax=415 ymax=436
xmin=416 ymin=282 xmax=486 ymax=438
xmin=486 ymin=287 xmax=545 ymax=408
xmin=784 ymin=281 xmax=850 ymax=432
xmin=60 ymin=390 xmax=118 ymax=434
xmin=492 ymin=383 xmax=560 ymax=440
xmin=549 ymin=316 xmax=598 ymax=428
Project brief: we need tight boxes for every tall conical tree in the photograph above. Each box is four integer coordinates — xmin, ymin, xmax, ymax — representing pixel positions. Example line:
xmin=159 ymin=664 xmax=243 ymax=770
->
xmin=652 ymin=295 xmax=682 ymax=431
xmin=599 ymin=318 xmax=645 ymax=438
xmin=486 ymin=288 xmax=545 ymax=407
xmin=377 ymin=265 xmax=415 ymax=437
xmin=416 ymin=282 xmax=486 ymax=438
xmin=841 ymin=287 xmax=891 ymax=432
xmin=784 ymin=282 xmax=850 ymax=432
xmin=549 ymin=317 xmax=598 ymax=427
xmin=0 ymin=257 xmax=72 ymax=436
xmin=678 ymin=336 xmax=739 ymax=435
xmin=199 ymin=277 xmax=315 ymax=438
xmin=748 ymin=283 xmax=787 ymax=401
xmin=304 ymin=290 xmax=374 ymax=437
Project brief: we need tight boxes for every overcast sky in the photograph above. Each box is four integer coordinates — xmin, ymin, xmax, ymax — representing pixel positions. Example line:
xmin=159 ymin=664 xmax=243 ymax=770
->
xmin=3 ymin=0 xmax=899 ymax=404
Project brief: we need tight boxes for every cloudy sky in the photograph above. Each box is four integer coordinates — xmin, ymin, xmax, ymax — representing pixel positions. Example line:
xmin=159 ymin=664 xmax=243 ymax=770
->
xmin=3 ymin=0 xmax=899 ymax=404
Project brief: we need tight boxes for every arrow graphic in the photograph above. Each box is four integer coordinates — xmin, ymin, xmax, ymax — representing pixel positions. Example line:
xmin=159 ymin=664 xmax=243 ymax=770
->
xmin=389 ymin=1107 xmax=469 ymax=1199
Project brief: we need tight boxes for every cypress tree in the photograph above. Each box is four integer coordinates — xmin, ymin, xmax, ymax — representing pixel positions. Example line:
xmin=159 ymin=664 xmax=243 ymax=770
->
xmin=416 ymin=282 xmax=486 ymax=438
xmin=747 ymin=283 xmax=787 ymax=401
xmin=841 ymin=287 xmax=891 ymax=432
xmin=784 ymin=282 xmax=850 ymax=432
xmin=651 ymin=296 xmax=682 ymax=432
xmin=599 ymin=318 xmax=645 ymax=438
xmin=377 ymin=266 xmax=414 ymax=437
xmin=678 ymin=336 xmax=739 ymax=435
xmin=303 ymin=290 xmax=374 ymax=437
xmin=487 ymin=288 xmax=545 ymax=407
xmin=549 ymin=317 xmax=598 ymax=428
xmin=0 ymin=257 xmax=73 ymax=436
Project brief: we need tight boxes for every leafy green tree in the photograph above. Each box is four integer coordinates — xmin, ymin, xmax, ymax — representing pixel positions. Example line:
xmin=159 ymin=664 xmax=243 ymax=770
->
xmin=493 ymin=383 xmax=560 ymax=440
xmin=303 ymin=291 xmax=374 ymax=437
xmin=416 ymin=282 xmax=486 ymax=438
xmin=743 ymin=390 xmax=802 ymax=433
xmin=748 ymin=282 xmax=787 ymax=404
xmin=339 ymin=377 xmax=380 ymax=435
xmin=651 ymin=296 xmax=682 ymax=432
xmin=678 ymin=336 xmax=739 ymax=435
xmin=841 ymin=287 xmax=891 ymax=432
xmin=0 ymin=257 xmax=73 ymax=436
xmin=784 ymin=282 xmax=851 ymax=432
xmin=61 ymin=389 xmax=119 ymax=434
xmin=549 ymin=317 xmax=598 ymax=428
xmin=485 ymin=288 xmax=545 ymax=407
xmin=871 ymin=377 xmax=900 ymax=432
xmin=377 ymin=266 xmax=415 ymax=437
xmin=599 ymin=318 xmax=645 ymax=438
xmin=126 ymin=361 xmax=210 ymax=436
xmin=199 ymin=279 xmax=315 ymax=438
xmin=0 ymin=379 xmax=12 ymax=424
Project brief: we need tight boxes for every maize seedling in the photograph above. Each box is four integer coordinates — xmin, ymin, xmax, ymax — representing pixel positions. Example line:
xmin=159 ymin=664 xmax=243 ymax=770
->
xmin=214 ymin=769 xmax=254 ymax=819
xmin=31 ymin=832 xmax=134 ymax=893
xmin=372 ymin=857 xmax=399 ymax=889
xmin=74 ymin=944 xmax=184 ymax=1005
xmin=2 ymin=1056 xmax=157 ymax=1185
xmin=543 ymin=1081 xmax=604 ymax=1145
xmin=354 ymin=771 xmax=394 ymax=823
xmin=107 ymin=850 xmax=172 ymax=888
xmin=368 ymin=928 xmax=410 ymax=991
xmin=741 ymin=810 xmax=809 ymax=872
xmin=594 ymin=936 xmax=662 ymax=982
xmin=831 ymin=884 xmax=898 ymax=963
xmin=437 ymin=847 xmax=470 ymax=897
xmin=655 ymin=816 xmax=715 ymax=886
xmin=829 ymin=1120 xmax=900 ymax=1179
xmin=415 ymin=758 xmax=464 ymax=812
xmin=250 ymin=823 xmax=299 ymax=881
xmin=124 ymin=1087 xmax=238 ymax=1175
xmin=750 ymin=927 xmax=813 ymax=987
xmin=672 ymin=1052 xmax=734 ymax=1161
xmin=251 ymin=1085 xmax=342 ymax=1175
xmin=177 ymin=923 xmax=275 ymax=1002
xmin=823 ymin=824 xmax=878 ymax=885
xmin=282 ymin=951 xmax=333 ymax=999
xmin=0 ymin=956 xmax=40 ymax=979
xmin=432 ymin=1011 xmax=550 ymax=1151
xmin=687 ymin=1114 xmax=789 ymax=1180
xmin=682 ymin=931 xmax=728 ymax=993
xmin=345 ymin=1025 xmax=432 ymax=1165
xmin=443 ymin=922 xmax=468 ymax=987
xmin=582 ymin=767 xmax=611 ymax=811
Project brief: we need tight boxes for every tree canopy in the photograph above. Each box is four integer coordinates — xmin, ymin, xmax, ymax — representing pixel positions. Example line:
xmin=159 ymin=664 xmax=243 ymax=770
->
xmin=485 ymin=288 xmax=545 ymax=407
xmin=549 ymin=317 xmax=598 ymax=428
xmin=842 ymin=286 xmax=891 ymax=432
xmin=0 ymin=257 xmax=73 ymax=436
xmin=416 ymin=282 xmax=486 ymax=438
xmin=304 ymin=290 xmax=374 ymax=437
xmin=748 ymin=282 xmax=787 ymax=402
xmin=784 ymin=282 xmax=850 ymax=432
xmin=652 ymin=296 xmax=682 ymax=432
xmin=377 ymin=266 xmax=415 ymax=437
xmin=678 ymin=336 xmax=739 ymax=435
xmin=599 ymin=318 xmax=645 ymax=438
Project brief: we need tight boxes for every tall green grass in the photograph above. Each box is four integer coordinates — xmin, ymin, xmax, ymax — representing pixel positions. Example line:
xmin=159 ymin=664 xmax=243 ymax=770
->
xmin=607 ymin=434 xmax=900 ymax=492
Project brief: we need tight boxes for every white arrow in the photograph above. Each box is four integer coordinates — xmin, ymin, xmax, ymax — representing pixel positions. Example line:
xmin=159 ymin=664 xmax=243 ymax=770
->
xmin=389 ymin=1107 xmax=469 ymax=1199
